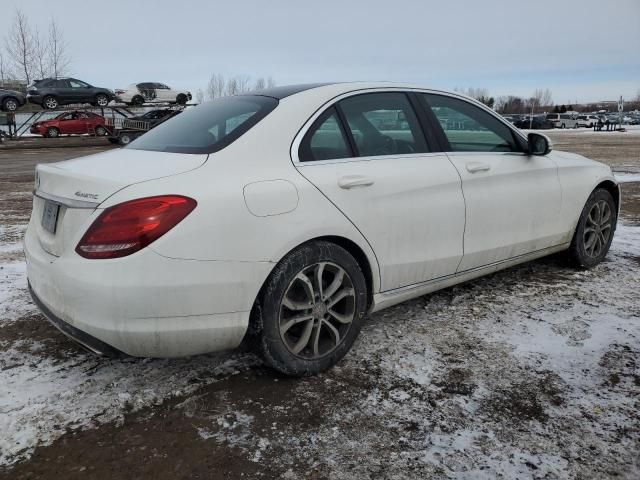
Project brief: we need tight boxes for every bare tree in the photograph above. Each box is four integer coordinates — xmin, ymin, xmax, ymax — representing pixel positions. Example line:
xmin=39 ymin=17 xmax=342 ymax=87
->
xmin=195 ymin=88 xmax=204 ymax=104
xmin=0 ymin=52 xmax=13 ymax=86
xmin=205 ymin=73 xmax=276 ymax=99
xmin=254 ymin=77 xmax=265 ymax=90
xmin=5 ymin=9 xmax=35 ymax=84
xmin=266 ymin=76 xmax=275 ymax=88
xmin=33 ymin=27 xmax=49 ymax=80
xmin=226 ymin=75 xmax=251 ymax=95
xmin=540 ymin=89 xmax=553 ymax=109
xmin=226 ymin=77 xmax=238 ymax=96
xmin=206 ymin=73 xmax=225 ymax=100
xmin=48 ymin=19 xmax=70 ymax=78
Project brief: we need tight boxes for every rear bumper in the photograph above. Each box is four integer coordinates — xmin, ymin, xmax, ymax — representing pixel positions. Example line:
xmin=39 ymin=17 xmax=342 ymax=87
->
xmin=29 ymin=283 xmax=126 ymax=357
xmin=25 ymin=221 xmax=273 ymax=357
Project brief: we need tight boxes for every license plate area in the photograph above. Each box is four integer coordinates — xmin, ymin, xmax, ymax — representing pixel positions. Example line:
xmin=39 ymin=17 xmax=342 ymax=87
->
xmin=41 ymin=200 xmax=60 ymax=234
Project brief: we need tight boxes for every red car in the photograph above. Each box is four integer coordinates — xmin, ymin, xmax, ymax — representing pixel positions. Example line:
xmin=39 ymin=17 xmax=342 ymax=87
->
xmin=30 ymin=111 xmax=109 ymax=138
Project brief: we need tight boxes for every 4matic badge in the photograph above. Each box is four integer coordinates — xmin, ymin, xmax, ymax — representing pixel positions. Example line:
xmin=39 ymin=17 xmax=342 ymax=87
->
xmin=75 ymin=191 xmax=99 ymax=200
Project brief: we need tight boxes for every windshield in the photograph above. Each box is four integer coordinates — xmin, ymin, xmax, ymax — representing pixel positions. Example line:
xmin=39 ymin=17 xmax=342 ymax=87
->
xmin=127 ymin=95 xmax=278 ymax=154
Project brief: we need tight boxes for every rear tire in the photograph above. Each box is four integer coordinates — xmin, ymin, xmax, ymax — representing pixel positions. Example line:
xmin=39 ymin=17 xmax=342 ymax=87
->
xmin=132 ymin=96 xmax=145 ymax=106
xmin=176 ymin=94 xmax=187 ymax=105
xmin=118 ymin=132 xmax=133 ymax=145
xmin=251 ymin=241 xmax=368 ymax=377
xmin=46 ymin=127 xmax=60 ymax=138
xmin=43 ymin=96 xmax=58 ymax=110
xmin=95 ymin=125 xmax=107 ymax=136
xmin=567 ymin=188 xmax=616 ymax=268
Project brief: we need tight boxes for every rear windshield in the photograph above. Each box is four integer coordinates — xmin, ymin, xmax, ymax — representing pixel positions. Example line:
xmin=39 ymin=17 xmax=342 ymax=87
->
xmin=127 ymin=95 xmax=278 ymax=154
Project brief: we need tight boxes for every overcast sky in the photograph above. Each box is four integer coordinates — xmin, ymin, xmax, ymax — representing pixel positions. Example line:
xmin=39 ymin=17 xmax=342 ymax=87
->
xmin=1 ymin=0 xmax=638 ymax=104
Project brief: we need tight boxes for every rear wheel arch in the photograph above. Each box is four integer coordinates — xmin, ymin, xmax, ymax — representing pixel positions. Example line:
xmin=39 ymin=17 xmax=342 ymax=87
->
xmin=254 ymin=235 xmax=377 ymax=321
xmin=314 ymin=235 xmax=375 ymax=311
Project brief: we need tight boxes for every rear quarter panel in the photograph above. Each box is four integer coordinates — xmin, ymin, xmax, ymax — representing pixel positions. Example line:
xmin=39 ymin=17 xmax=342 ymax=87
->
xmin=99 ymin=93 xmax=382 ymax=294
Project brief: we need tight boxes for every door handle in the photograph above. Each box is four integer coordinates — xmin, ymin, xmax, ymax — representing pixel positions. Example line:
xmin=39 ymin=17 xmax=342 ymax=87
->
xmin=465 ymin=162 xmax=491 ymax=173
xmin=338 ymin=175 xmax=375 ymax=189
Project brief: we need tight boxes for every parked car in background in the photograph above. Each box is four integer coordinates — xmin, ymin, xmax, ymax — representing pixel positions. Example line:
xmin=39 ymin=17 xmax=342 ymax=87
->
xmin=0 ymin=88 xmax=27 ymax=112
xmin=129 ymin=108 xmax=181 ymax=127
xmin=576 ymin=115 xmax=599 ymax=128
xmin=106 ymin=108 xmax=183 ymax=145
xmin=501 ymin=114 xmax=518 ymax=124
xmin=27 ymin=78 xmax=114 ymax=110
xmin=546 ymin=113 xmax=580 ymax=129
xmin=30 ymin=110 xmax=108 ymax=137
xmin=114 ymin=83 xmax=192 ymax=106
xmin=514 ymin=115 xmax=554 ymax=130
xmin=25 ymin=83 xmax=619 ymax=376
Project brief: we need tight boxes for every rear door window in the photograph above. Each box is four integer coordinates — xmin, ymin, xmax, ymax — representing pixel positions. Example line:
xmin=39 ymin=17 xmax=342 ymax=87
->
xmin=299 ymin=108 xmax=352 ymax=162
xmin=128 ymin=95 xmax=278 ymax=154
xmin=338 ymin=92 xmax=428 ymax=157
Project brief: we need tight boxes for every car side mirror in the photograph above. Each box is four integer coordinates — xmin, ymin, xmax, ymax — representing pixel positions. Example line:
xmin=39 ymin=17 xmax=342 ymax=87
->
xmin=527 ymin=133 xmax=552 ymax=155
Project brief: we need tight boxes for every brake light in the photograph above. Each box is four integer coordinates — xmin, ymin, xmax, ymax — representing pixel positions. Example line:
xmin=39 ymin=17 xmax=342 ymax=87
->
xmin=76 ymin=195 xmax=197 ymax=259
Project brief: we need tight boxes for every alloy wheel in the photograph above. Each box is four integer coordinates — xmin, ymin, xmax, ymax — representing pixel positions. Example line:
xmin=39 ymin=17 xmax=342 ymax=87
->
xmin=96 ymin=95 xmax=108 ymax=107
xmin=44 ymin=97 xmax=58 ymax=109
xmin=279 ymin=262 xmax=356 ymax=359
xmin=583 ymin=200 xmax=612 ymax=258
xmin=4 ymin=99 xmax=18 ymax=111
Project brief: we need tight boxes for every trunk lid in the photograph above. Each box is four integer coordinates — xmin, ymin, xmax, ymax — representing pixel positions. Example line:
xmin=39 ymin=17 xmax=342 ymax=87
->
xmin=33 ymin=148 xmax=207 ymax=257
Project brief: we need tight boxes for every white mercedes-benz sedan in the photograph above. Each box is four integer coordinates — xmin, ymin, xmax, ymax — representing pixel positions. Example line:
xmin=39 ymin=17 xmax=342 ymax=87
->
xmin=25 ymin=83 xmax=619 ymax=376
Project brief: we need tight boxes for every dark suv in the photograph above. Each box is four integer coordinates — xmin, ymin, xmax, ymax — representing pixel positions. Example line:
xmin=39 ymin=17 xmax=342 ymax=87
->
xmin=27 ymin=78 xmax=114 ymax=110
xmin=0 ymin=88 xmax=27 ymax=111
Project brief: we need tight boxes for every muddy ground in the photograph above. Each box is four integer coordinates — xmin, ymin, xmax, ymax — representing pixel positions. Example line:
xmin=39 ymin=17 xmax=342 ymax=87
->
xmin=0 ymin=131 xmax=638 ymax=479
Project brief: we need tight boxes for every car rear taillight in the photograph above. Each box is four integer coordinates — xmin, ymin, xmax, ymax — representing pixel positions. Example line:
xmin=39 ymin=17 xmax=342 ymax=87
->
xmin=76 ymin=195 xmax=197 ymax=259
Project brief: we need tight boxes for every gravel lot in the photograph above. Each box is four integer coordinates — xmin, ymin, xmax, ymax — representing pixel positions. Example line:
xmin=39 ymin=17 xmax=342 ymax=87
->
xmin=0 ymin=130 xmax=639 ymax=479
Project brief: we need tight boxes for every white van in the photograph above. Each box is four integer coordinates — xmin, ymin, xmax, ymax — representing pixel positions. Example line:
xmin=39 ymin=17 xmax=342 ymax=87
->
xmin=546 ymin=113 xmax=579 ymax=129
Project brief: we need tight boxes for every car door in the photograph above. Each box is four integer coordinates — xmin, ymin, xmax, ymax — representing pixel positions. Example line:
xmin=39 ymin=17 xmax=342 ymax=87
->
xmin=56 ymin=112 xmax=77 ymax=134
xmin=75 ymin=112 xmax=94 ymax=134
xmin=53 ymin=79 xmax=74 ymax=103
xmin=420 ymin=93 xmax=564 ymax=272
xmin=294 ymin=91 xmax=466 ymax=291
xmin=67 ymin=79 xmax=92 ymax=104
xmin=153 ymin=83 xmax=171 ymax=102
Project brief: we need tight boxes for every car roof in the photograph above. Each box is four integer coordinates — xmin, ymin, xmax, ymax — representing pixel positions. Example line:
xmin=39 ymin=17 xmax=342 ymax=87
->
xmin=246 ymin=83 xmax=335 ymax=99
xmin=244 ymin=82 xmax=480 ymax=101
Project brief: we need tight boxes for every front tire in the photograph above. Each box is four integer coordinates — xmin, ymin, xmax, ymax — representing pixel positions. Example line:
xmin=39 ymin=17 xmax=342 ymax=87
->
xmin=252 ymin=241 xmax=368 ymax=376
xmin=95 ymin=125 xmax=107 ymax=136
xmin=176 ymin=94 xmax=188 ymax=105
xmin=567 ymin=188 xmax=616 ymax=268
xmin=95 ymin=94 xmax=109 ymax=107
xmin=46 ymin=127 xmax=60 ymax=138
xmin=2 ymin=97 xmax=19 ymax=111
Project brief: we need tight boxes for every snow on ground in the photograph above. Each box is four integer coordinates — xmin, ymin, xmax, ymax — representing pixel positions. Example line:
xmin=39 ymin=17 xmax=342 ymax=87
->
xmin=0 ymin=224 xmax=639 ymax=476
xmin=616 ymin=173 xmax=640 ymax=183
